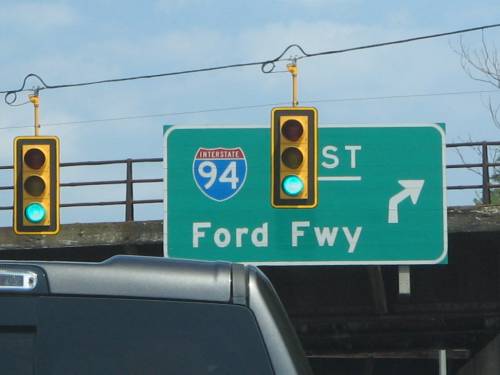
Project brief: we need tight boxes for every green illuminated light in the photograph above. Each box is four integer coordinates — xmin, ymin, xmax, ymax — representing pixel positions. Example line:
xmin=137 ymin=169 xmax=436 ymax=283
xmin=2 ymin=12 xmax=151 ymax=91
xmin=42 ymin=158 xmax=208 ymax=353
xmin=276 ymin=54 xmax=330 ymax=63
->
xmin=282 ymin=175 xmax=304 ymax=196
xmin=25 ymin=203 xmax=46 ymax=223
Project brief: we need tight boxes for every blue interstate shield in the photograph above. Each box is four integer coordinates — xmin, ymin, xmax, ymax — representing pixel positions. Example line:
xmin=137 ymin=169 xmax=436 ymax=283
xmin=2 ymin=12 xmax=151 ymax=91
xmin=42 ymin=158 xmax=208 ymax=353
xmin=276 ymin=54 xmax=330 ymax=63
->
xmin=193 ymin=147 xmax=247 ymax=202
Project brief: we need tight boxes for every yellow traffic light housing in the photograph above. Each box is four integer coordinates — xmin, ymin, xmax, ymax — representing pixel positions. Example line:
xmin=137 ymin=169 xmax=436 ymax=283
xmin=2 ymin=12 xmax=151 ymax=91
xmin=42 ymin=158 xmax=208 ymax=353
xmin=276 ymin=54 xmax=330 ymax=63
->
xmin=271 ymin=107 xmax=318 ymax=208
xmin=13 ymin=136 xmax=60 ymax=234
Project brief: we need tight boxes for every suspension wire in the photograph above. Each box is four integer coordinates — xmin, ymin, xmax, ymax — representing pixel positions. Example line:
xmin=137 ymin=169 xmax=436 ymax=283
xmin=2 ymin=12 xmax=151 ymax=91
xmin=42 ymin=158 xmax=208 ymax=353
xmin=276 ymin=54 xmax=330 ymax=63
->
xmin=1 ymin=88 xmax=499 ymax=131
xmin=1 ymin=23 xmax=500 ymax=106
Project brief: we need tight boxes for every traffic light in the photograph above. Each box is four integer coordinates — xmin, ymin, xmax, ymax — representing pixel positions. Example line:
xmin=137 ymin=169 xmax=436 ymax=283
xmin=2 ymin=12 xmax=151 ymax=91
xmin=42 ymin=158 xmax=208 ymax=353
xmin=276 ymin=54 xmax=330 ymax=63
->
xmin=271 ymin=107 xmax=317 ymax=208
xmin=13 ymin=136 xmax=60 ymax=234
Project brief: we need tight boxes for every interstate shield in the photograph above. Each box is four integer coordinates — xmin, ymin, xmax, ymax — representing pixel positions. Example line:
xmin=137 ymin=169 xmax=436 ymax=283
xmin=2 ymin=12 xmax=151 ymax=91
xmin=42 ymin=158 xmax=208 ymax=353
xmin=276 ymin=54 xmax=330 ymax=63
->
xmin=193 ymin=147 xmax=247 ymax=202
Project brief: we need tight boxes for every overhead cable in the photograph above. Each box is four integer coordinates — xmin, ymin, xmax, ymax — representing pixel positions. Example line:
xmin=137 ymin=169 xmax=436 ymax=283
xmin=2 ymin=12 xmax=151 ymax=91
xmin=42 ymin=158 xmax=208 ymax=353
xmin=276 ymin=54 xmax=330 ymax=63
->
xmin=0 ymin=88 xmax=498 ymax=131
xmin=1 ymin=23 xmax=500 ymax=106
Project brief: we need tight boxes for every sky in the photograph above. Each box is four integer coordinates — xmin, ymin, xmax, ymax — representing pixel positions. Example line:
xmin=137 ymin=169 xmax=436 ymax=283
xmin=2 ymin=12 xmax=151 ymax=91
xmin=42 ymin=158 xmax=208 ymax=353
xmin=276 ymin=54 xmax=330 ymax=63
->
xmin=0 ymin=0 xmax=499 ymax=226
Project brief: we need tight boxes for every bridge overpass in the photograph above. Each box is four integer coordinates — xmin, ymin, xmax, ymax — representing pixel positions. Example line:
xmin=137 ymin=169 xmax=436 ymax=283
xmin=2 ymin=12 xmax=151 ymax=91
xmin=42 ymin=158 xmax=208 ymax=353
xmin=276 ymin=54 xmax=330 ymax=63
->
xmin=1 ymin=139 xmax=499 ymax=373
xmin=1 ymin=205 xmax=499 ymax=374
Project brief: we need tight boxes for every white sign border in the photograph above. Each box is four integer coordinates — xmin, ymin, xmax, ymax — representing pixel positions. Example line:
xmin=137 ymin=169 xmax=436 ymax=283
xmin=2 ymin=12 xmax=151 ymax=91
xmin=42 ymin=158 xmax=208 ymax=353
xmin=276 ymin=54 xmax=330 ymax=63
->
xmin=163 ymin=123 xmax=447 ymax=265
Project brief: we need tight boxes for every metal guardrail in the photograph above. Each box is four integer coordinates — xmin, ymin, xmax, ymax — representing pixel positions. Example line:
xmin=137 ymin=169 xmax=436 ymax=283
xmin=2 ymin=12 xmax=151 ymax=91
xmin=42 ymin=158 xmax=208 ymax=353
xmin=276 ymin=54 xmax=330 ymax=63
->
xmin=1 ymin=142 xmax=499 ymax=221
xmin=0 ymin=158 xmax=162 ymax=221
xmin=446 ymin=141 xmax=500 ymax=204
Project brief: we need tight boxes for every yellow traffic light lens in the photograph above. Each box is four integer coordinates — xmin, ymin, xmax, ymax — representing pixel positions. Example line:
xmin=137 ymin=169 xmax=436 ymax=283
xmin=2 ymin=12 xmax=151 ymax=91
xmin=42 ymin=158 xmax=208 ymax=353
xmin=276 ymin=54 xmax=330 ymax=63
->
xmin=24 ymin=148 xmax=46 ymax=169
xmin=25 ymin=203 xmax=46 ymax=223
xmin=282 ymin=175 xmax=304 ymax=196
xmin=282 ymin=147 xmax=303 ymax=169
xmin=24 ymin=176 xmax=46 ymax=196
xmin=282 ymin=120 xmax=303 ymax=141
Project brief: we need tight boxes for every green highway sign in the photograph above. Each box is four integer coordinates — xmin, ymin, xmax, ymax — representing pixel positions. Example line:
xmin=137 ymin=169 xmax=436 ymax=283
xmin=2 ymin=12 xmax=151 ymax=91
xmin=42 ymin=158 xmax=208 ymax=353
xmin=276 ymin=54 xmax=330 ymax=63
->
xmin=163 ymin=124 xmax=447 ymax=265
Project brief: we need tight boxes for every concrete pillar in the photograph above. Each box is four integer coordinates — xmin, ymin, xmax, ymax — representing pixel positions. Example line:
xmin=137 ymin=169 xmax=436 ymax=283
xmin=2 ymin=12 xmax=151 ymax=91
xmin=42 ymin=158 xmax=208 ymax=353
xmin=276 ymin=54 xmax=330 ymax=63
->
xmin=458 ymin=335 xmax=500 ymax=375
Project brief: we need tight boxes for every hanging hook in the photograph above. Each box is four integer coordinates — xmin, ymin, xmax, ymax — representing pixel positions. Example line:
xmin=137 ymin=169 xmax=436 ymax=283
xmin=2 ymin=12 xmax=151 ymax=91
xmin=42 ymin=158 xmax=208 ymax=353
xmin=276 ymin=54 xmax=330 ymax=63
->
xmin=28 ymin=87 xmax=41 ymax=136
xmin=287 ymin=58 xmax=299 ymax=107
xmin=261 ymin=44 xmax=310 ymax=74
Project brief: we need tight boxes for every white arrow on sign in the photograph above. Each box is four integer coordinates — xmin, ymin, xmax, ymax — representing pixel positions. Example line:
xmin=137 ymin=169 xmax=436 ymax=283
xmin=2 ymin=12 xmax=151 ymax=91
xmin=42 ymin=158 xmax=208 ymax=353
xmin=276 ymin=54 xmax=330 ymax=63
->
xmin=388 ymin=180 xmax=425 ymax=224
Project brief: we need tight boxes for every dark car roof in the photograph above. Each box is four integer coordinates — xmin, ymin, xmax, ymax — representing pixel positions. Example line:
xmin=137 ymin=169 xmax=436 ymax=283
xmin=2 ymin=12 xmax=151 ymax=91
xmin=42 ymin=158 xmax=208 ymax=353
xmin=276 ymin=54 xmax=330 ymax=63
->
xmin=0 ymin=255 xmax=312 ymax=375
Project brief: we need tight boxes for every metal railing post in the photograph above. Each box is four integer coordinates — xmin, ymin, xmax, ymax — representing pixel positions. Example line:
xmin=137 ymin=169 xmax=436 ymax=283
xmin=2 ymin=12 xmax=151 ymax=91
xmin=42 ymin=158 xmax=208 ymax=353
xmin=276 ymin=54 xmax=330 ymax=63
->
xmin=125 ymin=159 xmax=134 ymax=221
xmin=482 ymin=142 xmax=491 ymax=205
xmin=439 ymin=349 xmax=447 ymax=375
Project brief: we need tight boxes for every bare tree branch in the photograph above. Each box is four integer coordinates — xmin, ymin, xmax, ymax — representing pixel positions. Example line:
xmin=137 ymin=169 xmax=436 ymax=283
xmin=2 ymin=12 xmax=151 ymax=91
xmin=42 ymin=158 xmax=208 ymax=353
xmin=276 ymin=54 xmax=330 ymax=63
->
xmin=453 ymin=135 xmax=483 ymax=177
xmin=457 ymin=36 xmax=500 ymax=88
xmin=455 ymin=32 xmax=500 ymax=131
xmin=487 ymin=97 xmax=500 ymax=129
xmin=481 ymin=31 xmax=492 ymax=73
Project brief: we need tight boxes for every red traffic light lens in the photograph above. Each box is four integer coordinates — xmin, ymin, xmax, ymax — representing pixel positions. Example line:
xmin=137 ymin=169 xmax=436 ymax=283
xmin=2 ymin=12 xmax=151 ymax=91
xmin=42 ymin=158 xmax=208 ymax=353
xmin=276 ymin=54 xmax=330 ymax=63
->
xmin=24 ymin=176 xmax=46 ymax=196
xmin=281 ymin=119 xmax=303 ymax=141
xmin=282 ymin=147 xmax=303 ymax=169
xmin=24 ymin=148 xmax=46 ymax=169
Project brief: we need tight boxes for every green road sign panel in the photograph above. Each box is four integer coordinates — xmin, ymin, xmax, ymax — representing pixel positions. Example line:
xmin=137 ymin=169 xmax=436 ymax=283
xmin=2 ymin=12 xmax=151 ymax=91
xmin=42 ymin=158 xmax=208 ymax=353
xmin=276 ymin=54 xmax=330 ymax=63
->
xmin=163 ymin=124 xmax=447 ymax=265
